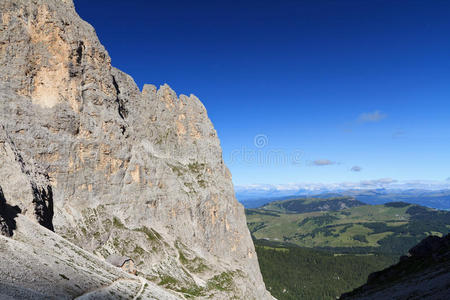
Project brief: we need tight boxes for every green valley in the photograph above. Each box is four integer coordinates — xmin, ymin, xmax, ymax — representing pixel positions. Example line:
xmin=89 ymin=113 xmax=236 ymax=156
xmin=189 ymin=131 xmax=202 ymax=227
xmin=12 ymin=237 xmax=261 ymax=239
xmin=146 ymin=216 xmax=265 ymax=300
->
xmin=247 ymin=199 xmax=450 ymax=255
xmin=246 ymin=197 xmax=450 ymax=299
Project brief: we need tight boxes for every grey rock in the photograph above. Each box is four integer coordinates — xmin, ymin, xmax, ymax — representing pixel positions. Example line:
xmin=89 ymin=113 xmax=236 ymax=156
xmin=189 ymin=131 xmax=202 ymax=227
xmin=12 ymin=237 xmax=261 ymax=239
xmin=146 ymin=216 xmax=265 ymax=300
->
xmin=106 ymin=254 xmax=133 ymax=267
xmin=0 ymin=126 xmax=53 ymax=233
xmin=0 ymin=214 xmax=181 ymax=300
xmin=0 ymin=0 xmax=271 ymax=298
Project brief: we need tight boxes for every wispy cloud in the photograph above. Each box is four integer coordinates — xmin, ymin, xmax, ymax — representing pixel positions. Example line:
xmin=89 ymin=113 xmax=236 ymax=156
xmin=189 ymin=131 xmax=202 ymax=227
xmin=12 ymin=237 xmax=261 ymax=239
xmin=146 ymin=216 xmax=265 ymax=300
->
xmin=357 ymin=110 xmax=387 ymax=123
xmin=360 ymin=178 xmax=397 ymax=186
xmin=313 ymin=159 xmax=336 ymax=166
xmin=351 ymin=166 xmax=362 ymax=172
xmin=235 ymin=179 xmax=450 ymax=198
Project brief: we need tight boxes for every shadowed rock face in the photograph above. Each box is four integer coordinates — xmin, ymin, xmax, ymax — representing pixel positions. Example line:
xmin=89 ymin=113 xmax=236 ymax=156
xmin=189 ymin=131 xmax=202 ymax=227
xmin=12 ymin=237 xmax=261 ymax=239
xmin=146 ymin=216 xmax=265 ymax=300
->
xmin=0 ymin=128 xmax=54 ymax=234
xmin=0 ymin=0 xmax=270 ymax=298
xmin=0 ymin=187 xmax=21 ymax=236
xmin=341 ymin=234 xmax=450 ymax=299
xmin=408 ymin=235 xmax=450 ymax=258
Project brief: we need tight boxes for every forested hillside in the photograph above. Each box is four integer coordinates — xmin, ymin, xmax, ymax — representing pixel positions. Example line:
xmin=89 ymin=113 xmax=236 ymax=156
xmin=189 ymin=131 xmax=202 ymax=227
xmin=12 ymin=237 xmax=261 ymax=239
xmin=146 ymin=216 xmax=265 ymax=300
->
xmin=260 ymin=196 xmax=364 ymax=214
xmin=254 ymin=240 xmax=397 ymax=300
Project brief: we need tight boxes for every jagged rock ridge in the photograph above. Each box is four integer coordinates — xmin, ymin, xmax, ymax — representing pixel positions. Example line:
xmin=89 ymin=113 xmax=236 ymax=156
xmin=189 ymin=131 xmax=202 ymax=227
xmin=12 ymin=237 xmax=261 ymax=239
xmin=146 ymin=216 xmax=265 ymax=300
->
xmin=0 ymin=0 xmax=271 ymax=298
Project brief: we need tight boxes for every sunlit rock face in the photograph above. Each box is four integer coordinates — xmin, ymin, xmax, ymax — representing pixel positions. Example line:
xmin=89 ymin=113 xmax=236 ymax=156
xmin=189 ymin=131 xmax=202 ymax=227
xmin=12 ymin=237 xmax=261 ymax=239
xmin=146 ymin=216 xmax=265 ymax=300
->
xmin=0 ymin=0 xmax=271 ymax=298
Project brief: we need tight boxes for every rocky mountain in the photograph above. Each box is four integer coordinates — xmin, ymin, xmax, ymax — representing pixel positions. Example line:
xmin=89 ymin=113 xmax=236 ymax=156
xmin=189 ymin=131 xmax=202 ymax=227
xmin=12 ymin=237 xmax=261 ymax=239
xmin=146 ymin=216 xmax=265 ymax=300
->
xmin=0 ymin=0 xmax=271 ymax=298
xmin=0 ymin=213 xmax=180 ymax=299
xmin=340 ymin=234 xmax=450 ymax=299
xmin=238 ymin=188 xmax=450 ymax=211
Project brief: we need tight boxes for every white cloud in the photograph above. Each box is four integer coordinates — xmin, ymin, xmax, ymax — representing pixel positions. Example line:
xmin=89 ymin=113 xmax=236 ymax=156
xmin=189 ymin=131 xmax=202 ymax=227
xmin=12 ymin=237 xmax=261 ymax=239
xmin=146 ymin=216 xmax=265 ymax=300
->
xmin=360 ymin=178 xmax=397 ymax=186
xmin=357 ymin=110 xmax=387 ymax=123
xmin=235 ymin=179 xmax=450 ymax=198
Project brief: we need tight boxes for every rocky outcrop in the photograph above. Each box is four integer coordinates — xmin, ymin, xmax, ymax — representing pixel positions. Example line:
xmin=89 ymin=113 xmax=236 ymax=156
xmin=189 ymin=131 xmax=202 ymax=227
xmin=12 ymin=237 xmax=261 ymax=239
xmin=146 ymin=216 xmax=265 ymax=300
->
xmin=0 ymin=127 xmax=54 ymax=234
xmin=0 ymin=214 xmax=181 ymax=300
xmin=408 ymin=234 xmax=450 ymax=258
xmin=341 ymin=234 xmax=450 ymax=299
xmin=0 ymin=0 xmax=270 ymax=298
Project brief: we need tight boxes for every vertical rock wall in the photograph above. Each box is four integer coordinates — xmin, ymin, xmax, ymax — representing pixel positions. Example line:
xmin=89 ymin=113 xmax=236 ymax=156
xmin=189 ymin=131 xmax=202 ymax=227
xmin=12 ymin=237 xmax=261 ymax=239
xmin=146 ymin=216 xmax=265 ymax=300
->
xmin=0 ymin=0 xmax=271 ymax=298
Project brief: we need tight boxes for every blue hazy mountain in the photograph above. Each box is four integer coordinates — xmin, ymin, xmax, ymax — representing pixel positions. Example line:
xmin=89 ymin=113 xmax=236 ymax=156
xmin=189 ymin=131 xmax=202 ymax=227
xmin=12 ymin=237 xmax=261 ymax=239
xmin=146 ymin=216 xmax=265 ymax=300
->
xmin=237 ymin=188 xmax=450 ymax=210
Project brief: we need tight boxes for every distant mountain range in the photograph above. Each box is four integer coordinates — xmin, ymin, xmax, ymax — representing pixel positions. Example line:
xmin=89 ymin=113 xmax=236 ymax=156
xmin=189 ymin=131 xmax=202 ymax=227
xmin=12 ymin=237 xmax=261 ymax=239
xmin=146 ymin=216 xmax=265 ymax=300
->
xmin=236 ymin=185 xmax=450 ymax=210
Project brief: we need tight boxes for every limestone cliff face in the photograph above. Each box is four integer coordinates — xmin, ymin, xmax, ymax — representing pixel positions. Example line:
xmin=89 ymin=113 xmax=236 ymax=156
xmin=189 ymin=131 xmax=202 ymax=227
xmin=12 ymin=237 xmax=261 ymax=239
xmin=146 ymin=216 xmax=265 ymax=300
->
xmin=0 ymin=127 xmax=54 ymax=234
xmin=0 ymin=0 xmax=271 ymax=298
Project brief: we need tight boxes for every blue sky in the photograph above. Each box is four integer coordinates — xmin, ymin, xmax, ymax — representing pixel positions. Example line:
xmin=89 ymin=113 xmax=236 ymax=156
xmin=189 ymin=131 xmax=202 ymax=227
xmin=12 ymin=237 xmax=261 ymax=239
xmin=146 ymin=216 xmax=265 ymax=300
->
xmin=75 ymin=0 xmax=450 ymax=186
